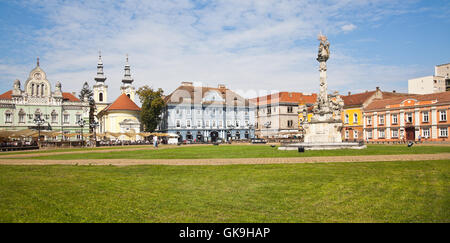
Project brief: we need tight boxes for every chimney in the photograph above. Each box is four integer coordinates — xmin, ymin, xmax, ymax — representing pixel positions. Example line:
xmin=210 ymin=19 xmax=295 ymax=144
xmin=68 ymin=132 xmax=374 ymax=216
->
xmin=181 ymin=81 xmax=193 ymax=86
xmin=348 ymin=91 xmax=351 ymax=96
xmin=393 ymin=90 xmax=396 ymax=93
xmin=376 ymin=87 xmax=380 ymax=91
xmin=72 ymin=92 xmax=76 ymax=95
xmin=218 ymin=84 xmax=226 ymax=89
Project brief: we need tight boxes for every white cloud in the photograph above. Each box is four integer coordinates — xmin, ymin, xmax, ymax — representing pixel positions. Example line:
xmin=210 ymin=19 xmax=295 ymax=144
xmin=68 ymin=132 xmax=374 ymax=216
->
xmin=0 ymin=0 xmax=423 ymax=102
xmin=341 ymin=24 xmax=357 ymax=32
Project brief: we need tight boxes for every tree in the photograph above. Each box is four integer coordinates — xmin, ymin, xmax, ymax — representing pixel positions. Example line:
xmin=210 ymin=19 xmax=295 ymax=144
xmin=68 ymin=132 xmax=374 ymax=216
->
xmin=136 ymin=85 xmax=165 ymax=132
xmin=79 ymin=82 xmax=96 ymax=132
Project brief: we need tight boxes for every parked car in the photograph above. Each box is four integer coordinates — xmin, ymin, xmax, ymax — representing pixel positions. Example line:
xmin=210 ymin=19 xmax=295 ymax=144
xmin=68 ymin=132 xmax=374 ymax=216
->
xmin=251 ymin=138 xmax=267 ymax=144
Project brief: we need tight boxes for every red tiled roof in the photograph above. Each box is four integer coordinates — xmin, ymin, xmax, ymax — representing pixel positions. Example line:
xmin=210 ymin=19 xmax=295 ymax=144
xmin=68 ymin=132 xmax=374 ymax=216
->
xmin=342 ymin=91 xmax=376 ymax=106
xmin=104 ymin=93 xmax=140 ymax=111
xmin=62 ymin=92 xmax=80 ymax=101
xmin=366 ymin=91 xmax=450 ymax=111
xmin=251 ymin=92 xmax=317 ymax=106
xmin=0 ymin=90 xmax=12 ymax=99
xmin=0 ymin=90 xmax=81 ymax=102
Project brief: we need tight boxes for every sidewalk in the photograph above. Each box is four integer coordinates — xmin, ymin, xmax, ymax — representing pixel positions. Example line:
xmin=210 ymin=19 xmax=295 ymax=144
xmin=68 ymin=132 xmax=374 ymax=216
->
xmin=0 ymin=153 xmax=448 ymax=166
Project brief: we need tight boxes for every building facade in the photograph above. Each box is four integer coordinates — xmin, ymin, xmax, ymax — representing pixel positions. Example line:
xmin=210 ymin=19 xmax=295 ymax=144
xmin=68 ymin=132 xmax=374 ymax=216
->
xmin=408 ymin=63 xmax=450 ymax=94
xmin=363 ymin=91 xmax=450 ymax=142
xmin=0 ymin=59 xmax=89 ymax=140
xmin=340 ymin=87 xmax=408 ymax=142
xmin=93 ymin=54 xmax=141 ymax=140
xmin=252 ymin=92 xmax=316 ymax=138
xmin=160 ymin=82 xmax=255 ymax=142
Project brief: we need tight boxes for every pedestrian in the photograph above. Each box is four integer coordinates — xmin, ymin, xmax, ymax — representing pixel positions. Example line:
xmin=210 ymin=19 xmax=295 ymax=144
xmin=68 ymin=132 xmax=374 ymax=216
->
xmin=418 ymin=134 xmax=421 ymax=143
xmin=153 ymin=135 xmax=158 ymax=148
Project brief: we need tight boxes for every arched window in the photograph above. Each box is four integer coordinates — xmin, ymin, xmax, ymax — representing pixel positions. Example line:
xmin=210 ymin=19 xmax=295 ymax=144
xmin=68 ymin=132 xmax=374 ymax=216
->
xmin=31 ymin=84 xmax=35 ymax=96
xmin=51 ymin=110 xmax=58 ymax=124
xmin=41 ymin=84 xmax=44 ymax=96
xmin=5 ymin=110 xmax=12 ymax=123
xmin=36 ymin=84 xmax=40 ymax=96
xmin=18 ymin=109 xmax=25 ymax=123
xmin=99 ymin=92 xmax=103 ymax=102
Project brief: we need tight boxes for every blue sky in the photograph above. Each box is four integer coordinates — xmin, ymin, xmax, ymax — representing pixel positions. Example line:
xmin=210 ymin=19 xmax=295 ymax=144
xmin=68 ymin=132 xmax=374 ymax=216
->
xmin=0 ymin=0 xmax=449 ymax=101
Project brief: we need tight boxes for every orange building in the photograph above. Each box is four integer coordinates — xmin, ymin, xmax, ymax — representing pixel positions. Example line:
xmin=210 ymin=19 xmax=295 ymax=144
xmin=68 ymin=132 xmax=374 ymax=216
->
xmin=363 ymin=91 xmax=450 ymax=142
xmin=340 ymin=87 xmax=408 ymax=142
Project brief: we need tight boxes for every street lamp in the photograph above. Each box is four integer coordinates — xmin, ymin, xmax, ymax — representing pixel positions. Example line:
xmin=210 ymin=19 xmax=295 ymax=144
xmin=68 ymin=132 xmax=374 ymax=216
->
xmin=33 ymin=114 xmax=46 ymax=147
xmin=90 ymin=120 xmax=99 ymax=147
xmin=77 ymin=118 xmax=86 ymax=147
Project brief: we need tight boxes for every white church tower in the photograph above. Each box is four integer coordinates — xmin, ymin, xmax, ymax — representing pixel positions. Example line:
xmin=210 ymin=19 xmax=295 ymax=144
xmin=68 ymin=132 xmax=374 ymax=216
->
xmin=93 ymin=51 xmax=109 ymax=115
xmin=120 ymin=54 xmax=136 ymax=102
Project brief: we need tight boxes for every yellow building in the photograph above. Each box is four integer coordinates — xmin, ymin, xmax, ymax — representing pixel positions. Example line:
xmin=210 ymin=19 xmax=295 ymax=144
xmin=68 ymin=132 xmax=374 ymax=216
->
xmin=93 ymin=53 xmax=141 ymax=140
xmin=97 ymin=93 xmax=141 ymax=140
xmin=341 ymin=88 xmax=406 ymax=141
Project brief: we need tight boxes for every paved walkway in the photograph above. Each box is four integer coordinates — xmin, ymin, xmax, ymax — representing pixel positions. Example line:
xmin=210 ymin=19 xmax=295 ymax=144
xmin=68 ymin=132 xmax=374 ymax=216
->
xmin=0 ymin=153 xmax=448 ymax=166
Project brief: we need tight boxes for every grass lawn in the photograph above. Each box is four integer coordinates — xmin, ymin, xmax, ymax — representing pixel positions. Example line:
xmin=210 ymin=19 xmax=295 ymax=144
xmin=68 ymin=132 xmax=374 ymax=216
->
xmin=0 ymin=160 xmax=448 ymax=222
xmin=14 ymin=144 xmax=450 ymax=160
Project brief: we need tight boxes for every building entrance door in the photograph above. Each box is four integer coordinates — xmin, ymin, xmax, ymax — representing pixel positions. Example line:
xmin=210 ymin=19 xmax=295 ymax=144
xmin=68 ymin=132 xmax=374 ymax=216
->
xmin=405 ymin=127 xmax=415 ymax=141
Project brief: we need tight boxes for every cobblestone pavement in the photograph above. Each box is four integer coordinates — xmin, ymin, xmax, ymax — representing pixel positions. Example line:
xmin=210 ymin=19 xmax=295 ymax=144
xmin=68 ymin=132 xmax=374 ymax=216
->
xmin=0 ymin=153 xmax=448 ymax=166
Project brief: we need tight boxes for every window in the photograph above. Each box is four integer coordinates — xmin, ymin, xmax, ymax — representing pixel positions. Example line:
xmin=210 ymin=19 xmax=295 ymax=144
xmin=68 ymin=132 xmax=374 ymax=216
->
xmin=63 ymin=114 xmax=69 ymax=124
xmin=197 ymin=109 xmax=201 ymax=115
xmin=197 ymin=120 xmax=202 ymax=128
xmin=186 ymin=120 xmax=191 ymax=128
xmin=353 ymin=114 xmax=358 ymax=124
xmin=439 ymin=127 xmax=448 ymax=137
xmin=353 ymin=130 xmax=358 ymax=139
xmin=345 ymin=130 xmax=349 ymax=139
xmin=367 ymin=130 xmax=373 ymax=139
xmin=379 ymin=129 xmax=385 ymax=138
xmin=219 ymin=120 xmax=223 ymax=128
xmin=5 ymin=111 xmax=12 ymax=123
xmin=235 ymin=120 xmax=240 ymax=127
xmin=76 ymin=114 xmax=81 ymax=122
xmin=99 ymin=92 xmax=103 ymax=102
xmin=206 ymin=120 xmax=210 ymax=128
xmin=422 ymin=111 xmax=429 ymax=122
xmin=379 ymin=115 xmax=385 ymax=125
xmin=440 ymin=110 xmax=447 ymax=121
xmin=244 ymin=120 xmax=249 ymax=127
xmin=287 ymin=106 xmax=293 ymax=113
xmin=406 ymin=113 xmax=413 ymax=123
xmin=345 ymin=114 xmax=349 ymax=124
xmin=422 ymin=128 xmax=430 ymax=138
xmin=367 ymin=116 xmax=372 ymax=125
xmin=212 ymin=120 xmax=216 ymax=128
xmin=392 ymin=114 xmax=398 ymax=124
xmin=186 ymin=109 xmax=191 ymax=115
xmin=51 ymin=111 xmax=57 ymax=123
xmin=287 ymin=120 xmax=293 ymax=127
xmin=176 ymin=120 xmax=181 ymax=128
xmin=267 ymin=107 xmax=271 ymax=115
xmin=392 ymin=129 xmax=398 ymax=138
xmin=176 ymin=109 xmax=180 ymax=115
xmin=19 ymin=110 xmax=25 ymax=123
xmin=227 ymin=120 xmax=231 ymax=127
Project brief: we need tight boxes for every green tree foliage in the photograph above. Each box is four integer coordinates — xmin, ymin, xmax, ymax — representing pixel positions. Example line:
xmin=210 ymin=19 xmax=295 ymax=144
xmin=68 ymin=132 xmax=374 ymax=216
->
xmin=136 ymin=85 xmax=165 ymax=132
xmin=79 ymin=82 xmax=96 ymax=132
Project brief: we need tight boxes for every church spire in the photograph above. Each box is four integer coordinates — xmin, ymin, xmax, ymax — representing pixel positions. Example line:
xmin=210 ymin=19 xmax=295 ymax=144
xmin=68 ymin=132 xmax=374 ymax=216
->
xmin=94 ymin=51 xmax=106 ymax=83
xmin=122 ymin=54 xmax=133 ymax=85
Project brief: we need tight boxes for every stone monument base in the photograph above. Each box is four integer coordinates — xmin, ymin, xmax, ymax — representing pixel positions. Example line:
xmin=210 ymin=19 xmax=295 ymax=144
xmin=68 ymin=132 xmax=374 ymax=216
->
xmin=278 ymin=142 xmax=366 ymax=151
xmin=303 ymin=121 xmax=342 ymax=143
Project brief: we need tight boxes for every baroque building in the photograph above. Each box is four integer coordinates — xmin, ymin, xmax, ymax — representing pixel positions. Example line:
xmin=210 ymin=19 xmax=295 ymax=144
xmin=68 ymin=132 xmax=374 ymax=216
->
xmin=159 ymin=82 xmax=256 ymax=142
xmin=340 ymin=87 xmax=407 ymax=142
xmin=0 ymin=58 xmax=89 ymax=139
xmin=363 ymin=91 xmax=450 ymax=142
xmin=93 ymin=54 xmax=141 ymax=139
xmin=251 ymin=92 xmax=316 ymax=138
